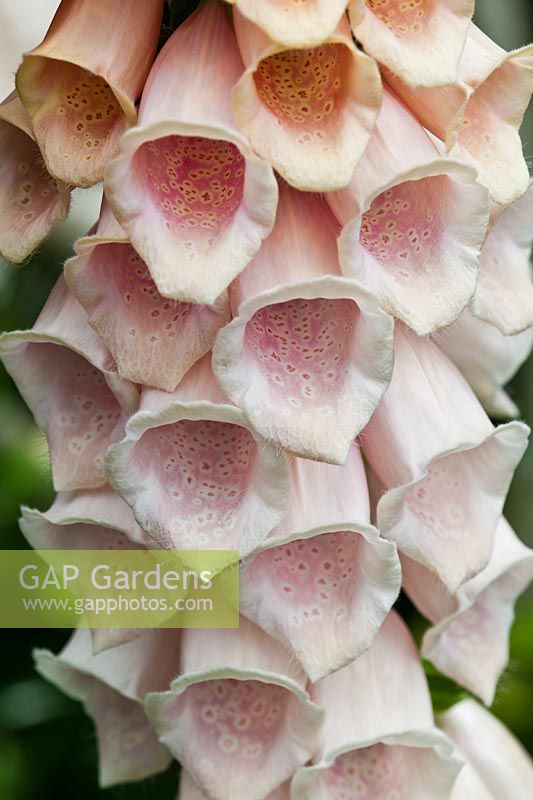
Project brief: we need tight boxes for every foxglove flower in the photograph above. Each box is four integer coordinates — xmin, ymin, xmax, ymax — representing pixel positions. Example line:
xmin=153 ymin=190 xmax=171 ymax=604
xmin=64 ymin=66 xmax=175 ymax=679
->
xmin=330 ymin=89 xmax=489 ymax=335
xmin=34 ymin=628 xmax=180 ymax=786
xmin=231 ymin=9 xmax=382 ymax=191
xmin=348 ymin=0 xmax=474 ymax=87
xmin=105 ymin=0 xmax=278 ymax=305
xmin=65 ymin=201 xmax=230 ymax=391
xmin=440 ymin=700 xmax=533 ymax=799
xmin=0 ymin=276 xmax=138 ymax=491
xmin=291 ymin=611 xmax=462 ymax=799
xmin=362 ymin=326 xmax=529 ymax=592
xmin=145 ymin=618 xmax=324 ymax=800
xmin=16 ymin=0 xmax=164 ymax=186
xmin=212 ymin=183 xmax=393 ymax=464
xmin=403 ymin=517 xmax=533 ymax=705
xmin=386 ymin=25 xmax=533 ymax=205
xmin=106 ymin=355 xmax=290 ymax=555
xmin=0 ymin=91 xmax=69 ymax=262
xmin=178 ymin=771 xmax=290 ymax=800
xmin=240 ymin=445 xmax=401 ymax=680
xmin=438 ymin=310 xmax=533 ymax=419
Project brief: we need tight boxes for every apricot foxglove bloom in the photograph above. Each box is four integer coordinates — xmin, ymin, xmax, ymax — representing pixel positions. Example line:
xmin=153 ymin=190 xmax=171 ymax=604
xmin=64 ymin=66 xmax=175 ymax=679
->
xmin=16 ymin=0 xmax=164 ymax=187
xmin=240 ymin=445 xmax=401 ymax=680
xmin=0 ymin=276 xmax=138 ymax=491
xmin=231 ymin=9 xmax=382 ymax=191
xmin=440 ymin=700 xmax=533 ymax=800
xmin=212 ymin=183 xmax=393 ymax=464
xmin=386 ymin=25 xmax=533 ymax=205
xmin=65 ymin=201 xmax=230 ymax=391
xmin=178 ymin=771 xmax=290 ymax=800
xmin=348 ymin=0 xmax=474 ymax=88
xmin=291 ymin=611 xmax=462 ymax=799
xmin=106 ymin=355 xmax=290 ymax=556
xmin=104 ymin=0 xmax=278 ymax=305
xmin=330 ymin=89 xmax=489 ymax=335
xmin=34 ymin=628 xmax=180 ymax=786
xmin=145 ymin=618 xmax=324 ymax=800
xmin=0 ymin=91 xmax=69 ymax=262
xmin=362 ymin=326 xmax=529 ymax=592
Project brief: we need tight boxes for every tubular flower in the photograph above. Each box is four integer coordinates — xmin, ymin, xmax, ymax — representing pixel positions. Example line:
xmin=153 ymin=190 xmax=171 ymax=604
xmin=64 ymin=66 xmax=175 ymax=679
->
xmin=0 ymin=91 xmax=69 ymax=262
xmin=291 ymin=611 xmax=462 ymax=800
xmin=439 ymin=700 xmax=533 ymax=800
xmin=348 ymin=0 xmax=475 ymax=89
xmin=240 ymin=445 xmax=401 ymax=681
xmin=15 ymin=0 xmax=164 ymax=187
xmin=470 ymin=183 xmax=533 ymax=335
xmin=104 ymin=0 xmax=278 ymax=306
xmin=178 ymin=771 xmax=290 ymax=799
xmin=0 ymin=276 xmax=138 ymax=492
xmin=65 ymin=201 xmax=230 ymax=391
xmin=34 ymin=628 xmax=180 ymax=786
xmin=231 ymin=9 xmax=382 ymax=191
xmin=224 ymin=0 xmax=349 ymax=49
xmin=329 ymin=88 xmax=489 ymax=336
xmin=385 ymin=25 xmax=533 ymax=206
xmin=361 ymin=326 xmax=529 ymax=592
xmin=402 ymin=517 xmax=533 ymax=706
xmin=438 ymin=309 xmax=533 ymax=419
xmin=145 ymin=618 xmax=324 ymax=800
xmin=105 ymin=355 xmax=290 ymax=556
xmin=212 ymin=183 xmax=393 ymax=465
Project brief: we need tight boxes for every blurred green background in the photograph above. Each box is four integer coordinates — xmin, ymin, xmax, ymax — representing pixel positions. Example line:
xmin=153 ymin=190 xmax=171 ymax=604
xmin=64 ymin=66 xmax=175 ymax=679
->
xmin=0 ymin=1 xmax=532 ymax=798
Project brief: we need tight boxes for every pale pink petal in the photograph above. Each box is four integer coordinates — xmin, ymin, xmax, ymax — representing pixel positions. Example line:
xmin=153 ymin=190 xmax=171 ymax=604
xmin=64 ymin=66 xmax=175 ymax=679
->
xmin=329 ymin=89 xmax=489 ymax=336
xmin=232 ymin=11 xmax=382 ymax=191
xmin=145 ymin=618 xmax=324 ymax=800
xmin=105 ymin=355 xmax=290 ymax=555
xmin=15 ymin=0 xmax=163 ymax=186
xmin=65 ymin=201 xmax=230 ymax=391
xmin=212 ymin=184 xmax=393 ymax=465
xmin=104 ymin=0 xmax=277 ymax=305
xmin=362 ymin=326 xmax=529 ymax=592
xmin=240 ymin=446 xmax=401 ymax=680
xmin=0 ymin=276 xmax=138 ymax=491
xmin=0 ymin=91 xmax=69 ymax=262
xmin=34 ymin=627 xmax=180 ymax=786
xmin=403 ymin=518 xmax=533 ymax=705
xmin=349 ymin=0 xmax=474 ymax=88
xmin=470 ymin=184 xmax=533 ymax=335
xmin=292 ymin=612 xmax=462 ymax=800
xmin=386 ymin=26 xmax=533 ymax=205
xmin=179 ymin=771 xmax=290 ymax=800
xmin=438 ymin=310 xmax=533 ymax=419
xmin=439 ymin=700 xmax=533 ymax=800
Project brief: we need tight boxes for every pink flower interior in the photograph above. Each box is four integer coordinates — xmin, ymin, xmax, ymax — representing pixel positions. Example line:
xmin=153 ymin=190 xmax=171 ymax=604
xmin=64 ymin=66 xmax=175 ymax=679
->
xmin=366 ymin=0 xmax=435 ymax=38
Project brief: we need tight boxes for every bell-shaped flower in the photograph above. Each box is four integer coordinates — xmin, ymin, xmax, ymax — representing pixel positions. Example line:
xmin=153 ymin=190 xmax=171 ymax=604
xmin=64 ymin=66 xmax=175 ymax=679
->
xmin=65 ymin=201 xmax=230 ymax=391
xmin=35 ymin=627 xmax=180 ymax=786
xmin=104 ymin=0 xmax=278 ymax=306
xmin=231 ymin=9 xmax=382 ymax=191
xmin=225 ymin=0 xmax=349 ymax=48
xmin=329 ymin=89 xmax=489 ymax=336
xmin=439 ymin=700 xmax=533 ymax=800
xmin=386 ymin=25 xmax=533 ymax=206
xmin=361 ymin=325 xmax=529 ymax=592
xmin=291 ymin=611 xmax=462 ymax=800
xmin=145 ymin=617 xmax=324 ymax=800
xmin=15 ymin=0 xmax=164 ymax=187
xmin=178 ymin=770 xmax=290 ymax=799
xmin=0 ymin=91 xmax=69 ymax=262
xmin=438 ymin=309 xmax=533 ymax=419
xmin=348 ymin=0 xmax=474 ymax=88
xmin=0 ymin=276 xmax=138 ymax=492
xmin=470 ymin=184 xmax=533 ymax=335
xmin=240 ymin=445 xmax=401 ymax=681
xmin=105 ymin=355 xmax=290 ymax=556
xmin=402 ymin=517 xmax=533 ymax=706
xmin=212 ymin=184 xmax=393 ymax=465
